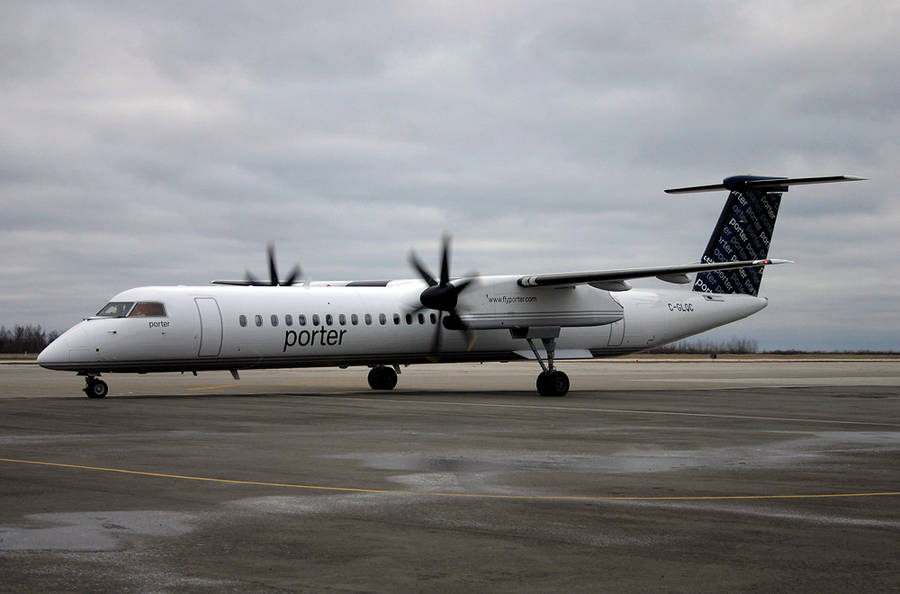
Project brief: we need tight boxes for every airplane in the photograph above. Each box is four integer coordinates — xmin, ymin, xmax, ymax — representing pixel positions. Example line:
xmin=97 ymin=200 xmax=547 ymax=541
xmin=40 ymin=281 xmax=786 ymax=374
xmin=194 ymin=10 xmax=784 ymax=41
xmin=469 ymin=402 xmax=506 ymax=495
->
xmin=37 ymin=174 xmax=863 ymax=398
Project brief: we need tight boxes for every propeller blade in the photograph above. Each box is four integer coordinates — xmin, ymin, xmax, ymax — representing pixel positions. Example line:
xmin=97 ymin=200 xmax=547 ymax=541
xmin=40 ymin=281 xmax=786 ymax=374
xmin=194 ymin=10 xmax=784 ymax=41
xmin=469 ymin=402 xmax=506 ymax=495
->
xmin=267 ymin=243 xmax=279 ymax=286
xmin=453 ymin=276 xmax=476 ymax=294
xmin=439 ymin=233 xmax=451 ymax=286
xmin=460 ymin=320 xmax=477 ymax=351
xmin=411 ymin=234 xmax=479 ymax=352
xmin=406 ymin=303 xmax=427 ymax=315
xmin=465 ymin=332 xmax=477 ymax=351
xmin=432 ymin=311 xmax=444 ymax=354
xmin=427 ymin=311 xmax=444 ymax=362
xmin=282 ymin=264 xmax=302 ymax=286
xmin=409 ymin=249 xmax=437 ymax=287
xmin=449 ymin=310 xmax=476 ymax=351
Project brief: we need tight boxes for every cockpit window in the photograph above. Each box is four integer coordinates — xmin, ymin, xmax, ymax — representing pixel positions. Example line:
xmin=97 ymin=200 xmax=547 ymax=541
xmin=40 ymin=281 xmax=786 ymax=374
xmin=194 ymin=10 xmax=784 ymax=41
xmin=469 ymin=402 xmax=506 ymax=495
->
xmin=129 ymin=302 xmax=167 ymax=317
xmin=96 ymin=302 xmax=134 ymax=317
xmin=95 ymin=301 xmax=167 ymax=318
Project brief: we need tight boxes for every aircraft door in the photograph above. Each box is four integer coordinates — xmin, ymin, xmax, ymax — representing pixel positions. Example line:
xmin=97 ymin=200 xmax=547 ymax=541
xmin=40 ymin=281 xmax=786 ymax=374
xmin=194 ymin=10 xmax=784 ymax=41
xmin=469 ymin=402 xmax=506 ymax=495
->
xmin=195 ymin=297 xmax=223 ymax=357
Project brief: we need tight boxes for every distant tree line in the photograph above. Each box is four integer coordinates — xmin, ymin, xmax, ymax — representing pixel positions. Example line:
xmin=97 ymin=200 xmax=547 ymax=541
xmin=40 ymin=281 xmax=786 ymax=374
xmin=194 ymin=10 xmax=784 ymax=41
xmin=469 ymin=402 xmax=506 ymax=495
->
xmin=0 ymin=325 xmax=60 ymax=354
xmin=648 ymin=337 xmax=759 ymax=354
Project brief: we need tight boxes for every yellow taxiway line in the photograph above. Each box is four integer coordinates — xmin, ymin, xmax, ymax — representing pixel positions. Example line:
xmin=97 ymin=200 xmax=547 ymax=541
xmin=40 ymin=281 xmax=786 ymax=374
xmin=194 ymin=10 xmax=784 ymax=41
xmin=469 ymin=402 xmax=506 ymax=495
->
xmin=1 ymin=457 xmax=898 ymax=502
xmin=184 ymin=384 xmax=237 ymax=391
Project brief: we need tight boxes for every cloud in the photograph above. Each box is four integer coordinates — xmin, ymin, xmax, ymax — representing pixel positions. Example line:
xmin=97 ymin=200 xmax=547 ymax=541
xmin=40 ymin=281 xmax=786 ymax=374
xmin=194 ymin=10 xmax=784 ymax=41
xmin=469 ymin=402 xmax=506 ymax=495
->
xmin=1 ymin=0 xmax=898 ymax=350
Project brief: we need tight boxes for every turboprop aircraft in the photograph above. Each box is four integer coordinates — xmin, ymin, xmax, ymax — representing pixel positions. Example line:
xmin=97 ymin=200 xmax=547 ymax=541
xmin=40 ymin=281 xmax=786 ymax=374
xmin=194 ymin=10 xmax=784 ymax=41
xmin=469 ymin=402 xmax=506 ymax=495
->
xmin=38 ymin=174 xmax=862 ymax=398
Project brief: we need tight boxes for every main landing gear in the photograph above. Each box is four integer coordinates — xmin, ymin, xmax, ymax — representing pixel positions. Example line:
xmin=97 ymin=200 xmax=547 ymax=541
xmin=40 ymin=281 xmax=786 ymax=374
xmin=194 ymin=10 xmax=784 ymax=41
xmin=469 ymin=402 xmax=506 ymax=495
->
xmin=518 ymin=329 xmax=569 ymax=397
xmin=368 ymin=365 xmax=398 ymax=390
xmin=536 ymin=369 xmax=569 ymax=397
xmin=82 ymin=376 xmax=109 ymax=399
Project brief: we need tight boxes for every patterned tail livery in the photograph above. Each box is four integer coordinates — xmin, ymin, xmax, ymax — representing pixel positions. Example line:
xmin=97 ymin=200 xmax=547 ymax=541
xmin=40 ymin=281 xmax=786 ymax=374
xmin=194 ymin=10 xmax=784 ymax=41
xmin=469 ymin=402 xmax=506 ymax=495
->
xmin=694 ymin=188 xmax=781 ymax=296
xmin=664 ymin=174 xmax=864 ymax=297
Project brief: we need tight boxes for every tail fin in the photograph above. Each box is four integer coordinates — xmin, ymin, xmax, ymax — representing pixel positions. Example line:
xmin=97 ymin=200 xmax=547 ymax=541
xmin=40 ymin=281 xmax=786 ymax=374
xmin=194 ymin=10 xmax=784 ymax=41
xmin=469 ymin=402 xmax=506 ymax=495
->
xmin=665 ymin=175 xmax=864 ymax=296
xmin=694 ymin=184 xmax=782 ymax=296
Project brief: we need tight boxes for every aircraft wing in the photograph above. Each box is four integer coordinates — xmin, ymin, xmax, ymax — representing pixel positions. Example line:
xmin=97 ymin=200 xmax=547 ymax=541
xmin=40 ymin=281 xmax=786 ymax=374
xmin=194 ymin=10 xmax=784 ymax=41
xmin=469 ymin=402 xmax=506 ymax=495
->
xmin=517 ymin=258 xmax=790 ymax=289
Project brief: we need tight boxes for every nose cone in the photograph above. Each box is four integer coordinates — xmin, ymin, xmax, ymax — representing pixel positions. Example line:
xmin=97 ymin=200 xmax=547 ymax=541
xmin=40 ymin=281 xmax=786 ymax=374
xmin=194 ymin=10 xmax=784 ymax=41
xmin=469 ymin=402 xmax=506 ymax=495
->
xmin=37 ymin=337 xmax=68 ymax=369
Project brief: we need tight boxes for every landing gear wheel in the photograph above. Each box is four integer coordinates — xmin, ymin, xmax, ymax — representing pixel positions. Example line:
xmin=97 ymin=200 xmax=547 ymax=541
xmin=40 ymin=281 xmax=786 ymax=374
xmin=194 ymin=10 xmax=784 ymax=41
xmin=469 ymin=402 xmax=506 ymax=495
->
xmin=536 ymin=371 xmax=549 ymax=394
xmin=367 ymin=366 xmax=398 ymax=391
xmin=537 ymin=370 xmax=569 ymax=397
xmin=84 ymin=379 xmax=109 ymax=399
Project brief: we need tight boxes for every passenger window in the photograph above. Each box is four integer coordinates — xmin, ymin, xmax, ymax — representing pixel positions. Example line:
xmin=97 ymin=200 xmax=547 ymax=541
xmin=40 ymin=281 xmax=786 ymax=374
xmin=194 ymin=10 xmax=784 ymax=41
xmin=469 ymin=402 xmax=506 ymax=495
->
xmin=339 ymin=314 xmax=346 ymax=326
xmin=325 ymin=314 xmax=333 ymax=326
xmin=393 ymin=313 xmax=400 ymax=325
xmin=129 ymin=302 xmax=167 ymax=317
xmin=239 ymin=315 xmax=247 ymax=327
xmin=351 ymin=314 xmax=359 ymax=325
xmin=299 ymin=314 xmax=307 ymax=326
xmin=405 ymin=313 xmax=412 ymax=325
xmin=365 ymin=313 xmax=372 ymax=326
xmin=313 ymin=314 xmax=320 ymax=326
xmin=255 ymin=315 xmax=263 ymax=327
xmin=378 ymin=313 xmax=386 ymax=325
xmin=270 ymin=314 xmax=278 ymax=327
xmin=418 ymin=313 xmax=425 ymax=324
xmin=430 ymin=313 xmax=437 ymax=324
xmin=285 ymin=314 xmax=293 ymax=326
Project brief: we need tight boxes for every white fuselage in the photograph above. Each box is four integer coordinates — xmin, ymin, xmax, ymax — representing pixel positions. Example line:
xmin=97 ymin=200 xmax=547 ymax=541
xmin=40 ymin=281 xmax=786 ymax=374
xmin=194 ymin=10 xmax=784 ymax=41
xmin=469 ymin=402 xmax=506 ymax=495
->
xmin=38 ymin=275 xmax=767 ymax=374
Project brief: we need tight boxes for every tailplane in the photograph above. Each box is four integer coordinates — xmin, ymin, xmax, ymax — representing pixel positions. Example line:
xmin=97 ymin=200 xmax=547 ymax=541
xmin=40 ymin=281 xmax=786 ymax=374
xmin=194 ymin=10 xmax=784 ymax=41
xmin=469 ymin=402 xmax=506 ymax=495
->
xmin=665 ymin=175 xmax=864 ymax=296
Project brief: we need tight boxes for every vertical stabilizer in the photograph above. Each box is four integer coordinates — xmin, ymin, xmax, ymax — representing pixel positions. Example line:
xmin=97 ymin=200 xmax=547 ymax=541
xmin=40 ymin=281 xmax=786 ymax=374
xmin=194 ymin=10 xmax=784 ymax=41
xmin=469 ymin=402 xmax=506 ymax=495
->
xmin=664 ymin=174 xmax=864 ymax=296
xmin=694 ymin=188 xmax=781 ymax=296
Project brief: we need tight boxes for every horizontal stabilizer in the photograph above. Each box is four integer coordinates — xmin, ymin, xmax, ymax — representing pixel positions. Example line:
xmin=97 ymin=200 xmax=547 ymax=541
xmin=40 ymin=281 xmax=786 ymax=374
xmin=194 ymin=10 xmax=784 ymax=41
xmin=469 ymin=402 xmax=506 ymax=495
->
xmin=665 ymin=175 xmax=864 ymax=194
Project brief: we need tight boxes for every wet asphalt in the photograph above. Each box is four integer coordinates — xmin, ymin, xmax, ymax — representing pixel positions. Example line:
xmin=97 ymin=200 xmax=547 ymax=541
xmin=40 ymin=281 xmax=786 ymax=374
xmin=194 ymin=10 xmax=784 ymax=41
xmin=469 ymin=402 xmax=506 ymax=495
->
xmin=1 ymin=360 xmax=898 ymax=592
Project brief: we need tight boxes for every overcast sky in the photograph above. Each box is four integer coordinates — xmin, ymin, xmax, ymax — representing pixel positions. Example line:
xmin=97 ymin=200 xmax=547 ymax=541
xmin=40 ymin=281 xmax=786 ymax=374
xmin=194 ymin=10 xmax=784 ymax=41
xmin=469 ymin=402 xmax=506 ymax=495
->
xmin=2 ymin=1 xmax=898 ymax=350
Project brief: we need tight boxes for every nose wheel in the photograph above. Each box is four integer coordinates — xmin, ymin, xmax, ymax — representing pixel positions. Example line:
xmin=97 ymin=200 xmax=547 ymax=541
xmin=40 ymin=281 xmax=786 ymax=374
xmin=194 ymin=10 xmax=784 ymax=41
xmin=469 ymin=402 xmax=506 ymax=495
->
xmin=367 ymin=365 xmax=398 ymax=390
xmin=83 ymin=377 xmax=109 ymax=399
xmin=537 ymin=370 xmax=569 ymax=397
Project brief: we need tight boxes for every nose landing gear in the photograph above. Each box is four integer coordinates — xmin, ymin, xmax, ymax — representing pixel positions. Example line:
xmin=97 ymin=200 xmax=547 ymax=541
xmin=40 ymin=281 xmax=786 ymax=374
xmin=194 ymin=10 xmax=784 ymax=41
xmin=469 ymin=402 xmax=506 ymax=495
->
xmin=367 ymin=365 xmax=398 ymax=390
xmin=83 ymin=376 xmax=109 ymax=399
xmin=536 ymin=369 xmax=569 ymax=397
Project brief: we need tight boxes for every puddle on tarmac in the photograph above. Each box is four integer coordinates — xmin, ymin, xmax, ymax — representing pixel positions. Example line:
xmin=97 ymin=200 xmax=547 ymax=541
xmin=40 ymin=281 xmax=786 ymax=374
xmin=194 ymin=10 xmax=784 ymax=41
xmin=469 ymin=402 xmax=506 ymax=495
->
xmin=0 ymin=510 xmax=195 ymax=552
xmin=328 ymin=431 xmax=900 ymax=476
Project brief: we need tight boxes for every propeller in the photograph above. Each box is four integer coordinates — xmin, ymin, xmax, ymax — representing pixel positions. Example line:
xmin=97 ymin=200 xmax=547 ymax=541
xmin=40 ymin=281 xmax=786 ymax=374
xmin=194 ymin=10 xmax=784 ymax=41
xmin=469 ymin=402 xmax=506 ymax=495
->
xmin=408 ymin=234 xmax=477 ymax=357
xmin=244 ymin=242 xmax=302 ymax=286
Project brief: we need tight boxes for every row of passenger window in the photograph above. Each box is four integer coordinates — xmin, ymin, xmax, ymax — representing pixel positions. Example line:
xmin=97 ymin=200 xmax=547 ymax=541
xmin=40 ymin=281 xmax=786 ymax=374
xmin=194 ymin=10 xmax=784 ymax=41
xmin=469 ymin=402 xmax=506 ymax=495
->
xmin=238 ymin=312 xmax=438 ymax=328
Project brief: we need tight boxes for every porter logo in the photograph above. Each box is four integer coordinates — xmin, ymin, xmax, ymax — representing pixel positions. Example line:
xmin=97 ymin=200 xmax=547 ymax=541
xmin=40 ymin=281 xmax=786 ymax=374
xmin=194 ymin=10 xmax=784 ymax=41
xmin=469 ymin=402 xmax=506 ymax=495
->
xmin=283 ymin=328 xmax=347 ymax=352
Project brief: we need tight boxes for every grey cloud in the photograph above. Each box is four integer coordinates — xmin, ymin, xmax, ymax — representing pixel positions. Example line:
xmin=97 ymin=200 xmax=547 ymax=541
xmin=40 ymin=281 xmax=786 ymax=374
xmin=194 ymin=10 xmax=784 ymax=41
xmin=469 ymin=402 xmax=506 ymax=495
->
xmin=1 ymin=0 xmax=898 ymax=350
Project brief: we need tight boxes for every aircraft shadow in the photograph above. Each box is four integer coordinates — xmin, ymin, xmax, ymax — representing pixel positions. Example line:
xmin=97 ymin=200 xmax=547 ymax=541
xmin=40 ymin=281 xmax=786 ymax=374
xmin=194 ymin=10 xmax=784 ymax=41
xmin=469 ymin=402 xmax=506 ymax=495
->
xmin=116 ymin=389 xmax=569 ymax=401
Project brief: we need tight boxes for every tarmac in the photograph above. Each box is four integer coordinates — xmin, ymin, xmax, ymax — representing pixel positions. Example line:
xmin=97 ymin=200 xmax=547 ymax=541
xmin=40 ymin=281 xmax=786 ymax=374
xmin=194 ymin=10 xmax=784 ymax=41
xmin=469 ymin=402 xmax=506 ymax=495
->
xmin=0 ymin=358 xmax=898 ymax=592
